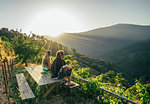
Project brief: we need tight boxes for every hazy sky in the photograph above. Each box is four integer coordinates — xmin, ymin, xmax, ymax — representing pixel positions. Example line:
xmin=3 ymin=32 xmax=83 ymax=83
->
xmin=0 ymin=0 xmax=150 ymax=36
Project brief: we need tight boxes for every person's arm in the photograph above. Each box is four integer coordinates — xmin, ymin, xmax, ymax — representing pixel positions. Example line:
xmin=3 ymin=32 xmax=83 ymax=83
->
xmin=62 ymin=60 xmax=75 ymax=69
xmin=63 ymin=65 xmax=75 ymax=69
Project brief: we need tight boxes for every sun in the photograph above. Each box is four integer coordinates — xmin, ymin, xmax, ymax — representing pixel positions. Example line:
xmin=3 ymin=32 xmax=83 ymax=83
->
xmin=26 ymin=8 xmax=83 ymax=37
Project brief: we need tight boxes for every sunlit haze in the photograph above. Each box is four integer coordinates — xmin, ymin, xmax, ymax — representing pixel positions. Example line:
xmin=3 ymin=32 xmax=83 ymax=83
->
xmin=0 ymin=0 xmax=150 ymax=37
xmin=25 ymin=8 xmax=84 ymax=37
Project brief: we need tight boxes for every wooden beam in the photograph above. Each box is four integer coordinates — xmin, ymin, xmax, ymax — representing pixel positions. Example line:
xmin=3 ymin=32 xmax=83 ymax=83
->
xmin=72 ymin=75 xmax=89 ymax=82
xmin=99 ymin=88 xmax=138 ymax=104
xmin=5 ymin=58 xmax=11 ymax=80
xmin=55 ymin=83 xmax=59 ymax=94
xmin=42 ymin=83 xmax=57 ymax=98
xmin=65 ymin=81 xmax=80 ymax=89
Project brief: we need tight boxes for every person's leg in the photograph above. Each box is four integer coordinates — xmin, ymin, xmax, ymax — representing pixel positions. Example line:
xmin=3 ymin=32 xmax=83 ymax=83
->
xmin=67 ymin=76 xmax=75 ymax=86
xmin=66 ymin=68 xmax=74 ymax=85
xmin=68 ymin=76 xmax=71 ymax=84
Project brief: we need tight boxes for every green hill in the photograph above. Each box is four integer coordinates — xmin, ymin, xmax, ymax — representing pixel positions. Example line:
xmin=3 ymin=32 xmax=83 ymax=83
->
xmin=46 ymin=24 xmax=150 ymax=58
xmin=102 ymin=39 xmax=150 ymax=83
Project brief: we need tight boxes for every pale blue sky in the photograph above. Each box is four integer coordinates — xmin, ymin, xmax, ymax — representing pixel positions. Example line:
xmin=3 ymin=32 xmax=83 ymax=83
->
xmin=0 ymin=0 xmax=150 ymax=36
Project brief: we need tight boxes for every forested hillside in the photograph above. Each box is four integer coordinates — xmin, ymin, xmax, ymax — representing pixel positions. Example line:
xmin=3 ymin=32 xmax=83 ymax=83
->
xmin=1 ymin=27 xmax=150 ymax=103
xmin=46 ymin=24 xmax=150 ymax=58
xmin=102 ymin=39 xmax=150 ymax=84
xmin=45 ymin=24 xmax=150 ymax=84
xmin=0 ymin=28 xmax=69 ymax=66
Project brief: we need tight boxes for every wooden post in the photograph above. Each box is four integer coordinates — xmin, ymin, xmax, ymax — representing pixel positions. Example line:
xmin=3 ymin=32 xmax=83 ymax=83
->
xmin=5 ymin=58 xmax=11 ymax=80
xmin=12 ymin=59 xmax=14 ymax=65
xmin=10 ymin=59 xmax=14 ymax=71
xmin=97 ymin=96 xmax=100 ymax=101
xmin=40 ymin=86 xmax=45 ymax=95
xmin=102 ymin=89 xmax=104 ymax=104
xmin=1 ymin=63 xmax=7 ymax=92
xmin=79 ymin=79 xmax=81 ymax=85
xmin=3 ymin=61 xmax=8 ymax=85
xmin=55 ymin=83 xmax=59 ymax=94
xmin=10 ymin=59 xmax=12 ymax=71
xmin=1 ymin=63 xmax=10 ymax=103
xmin=86 ymin=81 xmax=88 ymax=88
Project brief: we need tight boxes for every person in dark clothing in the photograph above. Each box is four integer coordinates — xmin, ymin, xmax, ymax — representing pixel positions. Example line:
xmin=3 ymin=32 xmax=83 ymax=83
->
xmin=51 ymin=50 xmax=75 ymax=86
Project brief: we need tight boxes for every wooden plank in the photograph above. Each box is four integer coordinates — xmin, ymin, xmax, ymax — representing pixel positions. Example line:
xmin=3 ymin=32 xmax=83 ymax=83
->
xmin=26 ymin=65 xmax=60 ymax=85
xmin=25 ymin=65 xmax=62 ymax=86
xmin=16 ymin=73 xmax=35 ymax=100
xmin=65 ymin=81 xmax=80 ymax=89
xmin=25 ymin=66 xmax=46 ymax=85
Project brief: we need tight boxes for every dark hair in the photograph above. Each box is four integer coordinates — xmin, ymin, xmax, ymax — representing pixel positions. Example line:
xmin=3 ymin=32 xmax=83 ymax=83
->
xmin=51 ymin=50 xmax=65 ymax=77
xmin=56 ymin=50 xmax=64 ymax=59
xmin=47 ymin=50 xmax=51 ymax=56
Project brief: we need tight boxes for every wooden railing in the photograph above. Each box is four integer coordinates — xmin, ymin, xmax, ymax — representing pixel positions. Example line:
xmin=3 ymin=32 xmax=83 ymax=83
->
xmin=0 ymin=57 xmax=15 ymax=103
xmin=72 ymin=75 xmax=89 ymax=87
xmin=99 ymin=88 xmax=138 ymax=104
xmin=72 ymin=75 xmax=138 ymax=104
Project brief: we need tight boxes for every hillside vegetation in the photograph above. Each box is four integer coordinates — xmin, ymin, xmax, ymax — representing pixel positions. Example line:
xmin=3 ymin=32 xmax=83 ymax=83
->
xmin=102 ymin=39 xmax=150 ymax=84
xmin=46 ymin=24 xmax=150 ymax=84
xmin=46 ymin=24 xmax=150 ymax=58
xmin=1 ymin=27 xmax=150 ymax=103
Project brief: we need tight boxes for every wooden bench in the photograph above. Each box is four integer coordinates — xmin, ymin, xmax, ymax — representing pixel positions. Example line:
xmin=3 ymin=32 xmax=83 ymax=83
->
xmin=25 ymin=65 xmax=63 ymax=98
xmin=16 ymin=73 xmax=35 ymax=100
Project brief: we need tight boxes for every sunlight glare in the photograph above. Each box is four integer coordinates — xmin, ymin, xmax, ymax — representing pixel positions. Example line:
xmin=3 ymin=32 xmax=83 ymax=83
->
xmin=26 ymin=8 xmax=83 ymax=37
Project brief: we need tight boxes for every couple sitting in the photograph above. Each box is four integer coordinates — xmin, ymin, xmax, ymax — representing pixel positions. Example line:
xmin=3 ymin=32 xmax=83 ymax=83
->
xmin=42 ymin=50 xmax=75 ymax=86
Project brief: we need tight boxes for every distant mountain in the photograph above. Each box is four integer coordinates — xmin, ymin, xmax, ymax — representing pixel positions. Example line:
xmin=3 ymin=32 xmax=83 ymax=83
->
xmin=102 ymin=39 xmax=150 ymax=83
xmin=46 ymin=24 xmax=150 ymax=58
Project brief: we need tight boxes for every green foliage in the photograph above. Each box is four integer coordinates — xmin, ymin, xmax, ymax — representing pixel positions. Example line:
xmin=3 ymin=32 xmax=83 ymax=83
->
xmin=73 ymin=53 xmax=117 ymax=75
xmin=9 ymin=53 xmax=149 ymax=103
xmin=11 ymin=33 xmax=45 ymax=66
xmin=0 ymin=27 xmax=70 ymax=66
xmin=63 ymin=55 xmax=150 ymax=103
xmin=104 ymin=39 xmax=150 ymax=84
xmin=76 ymin=68 xmax=90 ymax=79
xmin=2 ymin=27 xmax=149 ymax=103
xmin=1 ymin=36 xmax=9 ymax=41
xmin=135 ymin=81 xmax=150 ymax=103
xmin=126 ymin=81 xmax=150 ymax=103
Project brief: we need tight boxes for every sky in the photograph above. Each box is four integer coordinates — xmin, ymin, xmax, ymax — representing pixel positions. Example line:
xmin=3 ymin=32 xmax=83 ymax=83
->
xmin=0 ymin=0 xmax=150 ymax=36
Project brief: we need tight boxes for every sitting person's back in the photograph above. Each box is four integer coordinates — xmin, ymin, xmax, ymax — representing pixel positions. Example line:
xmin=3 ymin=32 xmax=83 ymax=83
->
xmin=51 ymin=50 xmax=75 ymax=86
xmin=51 ymin=50 xmax=66 ymax=77
xmin=42 ymin=50 xmax=51 ymax=72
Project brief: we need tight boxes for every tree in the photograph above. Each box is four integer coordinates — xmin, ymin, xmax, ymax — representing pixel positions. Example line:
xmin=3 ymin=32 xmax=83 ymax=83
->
xmin=11 ymin=33 xmax=45 ymax=66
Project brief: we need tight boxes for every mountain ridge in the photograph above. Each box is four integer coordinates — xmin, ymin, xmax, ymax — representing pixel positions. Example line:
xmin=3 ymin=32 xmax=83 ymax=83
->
xmin=46 ymin=23 xmax=150 ymax=58
xmin=58 ymin=23 xmax=150 ymax=35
